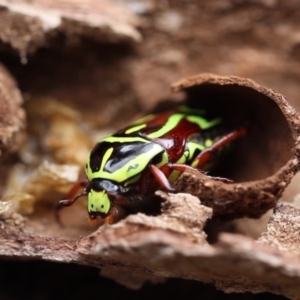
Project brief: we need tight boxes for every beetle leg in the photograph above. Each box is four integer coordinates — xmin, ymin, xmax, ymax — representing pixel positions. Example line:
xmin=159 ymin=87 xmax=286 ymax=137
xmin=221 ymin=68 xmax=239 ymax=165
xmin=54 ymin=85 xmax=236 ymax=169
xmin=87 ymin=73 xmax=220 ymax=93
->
xmin=62 ymin=179 xmax=89 ymax=200
xmin=56 ymin=190 xmax=88 ymax=226
xmin=192 ymin=127 xmax=247 ymax=169
xmin=55 ymin=180 xmax=89 ymax=225
xmin=59 ymin=190 xmax=88 ymax=207
xmin=170 ymin=127 xmax=247 ymax=183
xmin=149 ymin=164 xmax=176 ymax=192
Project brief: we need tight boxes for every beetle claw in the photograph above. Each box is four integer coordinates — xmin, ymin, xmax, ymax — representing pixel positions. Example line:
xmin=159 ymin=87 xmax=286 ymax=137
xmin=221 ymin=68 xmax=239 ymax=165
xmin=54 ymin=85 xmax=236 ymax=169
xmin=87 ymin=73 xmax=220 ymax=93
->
xmin=59 ymin=199 xmax=69 ymax=206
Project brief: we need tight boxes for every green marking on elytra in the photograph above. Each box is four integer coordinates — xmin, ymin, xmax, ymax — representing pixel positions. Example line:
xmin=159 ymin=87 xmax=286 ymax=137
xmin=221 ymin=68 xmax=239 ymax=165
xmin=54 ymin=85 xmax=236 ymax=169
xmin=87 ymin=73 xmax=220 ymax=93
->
xmin=155 ymin=151 xmax=169 ymax=169
xmin=179 ymin=106 xmax=205 ymax=115
xmin=104 ymin=136 xmax=148 ymax=143
xmin=187 ymin=141 xmax=206 ymax=160
xmin=168 ymin=151 xmax=188 ymax=183
xmin=187 ymin=115 xmax=221 ymax=130
xmin=205 ymin=139 xmax=213 ymax=147
xmin=130 ymin=114 xmax=154 ymax=125
xmin=125 ymin=124 xmax=146 ymax=134
xmin=148 ymin=113 xmax=185 ymax=138
xmin=88 ymin=190 xmax=111 ymax=214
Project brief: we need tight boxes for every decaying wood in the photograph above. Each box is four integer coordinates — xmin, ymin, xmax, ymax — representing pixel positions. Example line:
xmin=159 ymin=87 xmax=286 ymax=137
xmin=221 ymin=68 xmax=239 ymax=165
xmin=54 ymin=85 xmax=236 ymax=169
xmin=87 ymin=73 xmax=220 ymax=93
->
xmin=259 ymin=202 xmax=300 ymax=257
xmin=0 ymin=0 xmax=141 ymax=55
xmin=2 ymin=1 xmax=300 ymax=299
xmin=2 ymin=193 xmax=300 ymax=299
xmin=0 ymin=63 xmax=25 ymax=155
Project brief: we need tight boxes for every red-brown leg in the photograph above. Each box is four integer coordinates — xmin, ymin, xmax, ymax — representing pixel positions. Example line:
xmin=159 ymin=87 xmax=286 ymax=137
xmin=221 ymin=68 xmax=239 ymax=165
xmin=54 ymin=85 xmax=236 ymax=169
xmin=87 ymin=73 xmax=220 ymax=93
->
xmin=55 ymin=179 xmax=89 ymax=225
xmin=193 ymin=127 xmax=247 ymax=169
xmin=169 ymin=127 xmax=247 ymax=183
xmin=62 ymin=179 xmax=89 ymax=201
xmin=149 ymin=164 xmax=176 ymax=192
xmin=59 ymin=190 xmax=88 ymax=207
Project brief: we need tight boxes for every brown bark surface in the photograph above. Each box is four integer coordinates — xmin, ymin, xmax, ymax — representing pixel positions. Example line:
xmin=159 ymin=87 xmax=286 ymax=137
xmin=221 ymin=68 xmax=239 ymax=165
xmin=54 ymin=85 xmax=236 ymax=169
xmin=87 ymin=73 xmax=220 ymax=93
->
xmin=1 ymin=1 xmax=300 ymax=299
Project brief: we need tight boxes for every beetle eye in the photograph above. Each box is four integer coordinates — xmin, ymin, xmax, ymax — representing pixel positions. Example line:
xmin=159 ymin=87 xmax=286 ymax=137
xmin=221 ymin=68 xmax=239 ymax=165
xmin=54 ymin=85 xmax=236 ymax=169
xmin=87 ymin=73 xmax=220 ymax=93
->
xmin=91 ymin=179 xmax=119 ymax=193
xmin=90 ymin=180 xmax=103 ymax=191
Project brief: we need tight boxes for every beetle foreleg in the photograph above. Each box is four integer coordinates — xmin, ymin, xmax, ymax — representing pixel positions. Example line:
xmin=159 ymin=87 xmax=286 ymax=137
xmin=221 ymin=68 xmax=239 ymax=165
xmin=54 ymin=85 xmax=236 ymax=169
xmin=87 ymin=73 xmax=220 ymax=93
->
xmin=56 ymin=180 xmax=89 ymax=225
xmin=149 ymin=164 xmax=176 ymax=192
xmin=59 ymin=190 xmax=88 ymax=207
xmin=63 ymin=179 xmax=89 ymax=201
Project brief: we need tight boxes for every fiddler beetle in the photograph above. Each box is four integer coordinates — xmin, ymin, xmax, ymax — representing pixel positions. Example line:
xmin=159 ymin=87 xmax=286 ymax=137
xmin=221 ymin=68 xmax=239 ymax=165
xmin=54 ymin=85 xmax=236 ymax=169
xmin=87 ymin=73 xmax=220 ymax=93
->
xmin=58 ymin=106 xmax=247 ymax=224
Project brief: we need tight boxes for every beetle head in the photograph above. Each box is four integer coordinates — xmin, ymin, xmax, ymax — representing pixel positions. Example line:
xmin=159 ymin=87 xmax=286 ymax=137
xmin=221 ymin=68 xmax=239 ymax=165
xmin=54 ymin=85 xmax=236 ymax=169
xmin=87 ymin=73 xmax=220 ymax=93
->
xmin=86 ymin=179 xmax=119 ymax=219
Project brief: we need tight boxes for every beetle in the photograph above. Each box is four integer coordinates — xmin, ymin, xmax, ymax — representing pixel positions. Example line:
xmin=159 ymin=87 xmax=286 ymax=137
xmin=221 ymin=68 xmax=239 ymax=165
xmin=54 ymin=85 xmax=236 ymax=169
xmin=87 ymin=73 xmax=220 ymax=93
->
xmin=58 ymin=106 xmax=247 ymax=224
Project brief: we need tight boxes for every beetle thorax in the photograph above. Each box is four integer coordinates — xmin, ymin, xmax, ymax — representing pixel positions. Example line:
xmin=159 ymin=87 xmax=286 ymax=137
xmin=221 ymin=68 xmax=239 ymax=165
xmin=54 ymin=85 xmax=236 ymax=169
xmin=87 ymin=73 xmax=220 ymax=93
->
xmin=85 ymin=137 xmax=165 ymax=185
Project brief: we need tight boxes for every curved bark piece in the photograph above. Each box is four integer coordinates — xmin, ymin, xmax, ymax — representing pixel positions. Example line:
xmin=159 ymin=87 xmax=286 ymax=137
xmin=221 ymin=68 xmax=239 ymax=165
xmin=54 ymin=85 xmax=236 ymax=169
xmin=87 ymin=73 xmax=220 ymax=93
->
xmin=172 ymin=73 xmax=300 ymax=220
